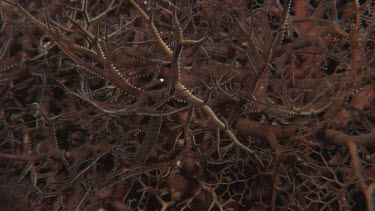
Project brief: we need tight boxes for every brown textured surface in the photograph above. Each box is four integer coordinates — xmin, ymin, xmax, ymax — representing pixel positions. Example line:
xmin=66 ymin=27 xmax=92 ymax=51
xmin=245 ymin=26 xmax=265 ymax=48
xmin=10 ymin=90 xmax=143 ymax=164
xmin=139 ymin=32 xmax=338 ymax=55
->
xmin=0 ymin=0 xmax=374 ymax=210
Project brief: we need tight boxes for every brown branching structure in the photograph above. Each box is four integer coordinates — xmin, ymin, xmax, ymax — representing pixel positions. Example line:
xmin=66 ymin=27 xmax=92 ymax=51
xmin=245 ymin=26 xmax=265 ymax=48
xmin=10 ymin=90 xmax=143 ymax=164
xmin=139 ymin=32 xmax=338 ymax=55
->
xmin=0 ymin=0 xmax=374 ymax=210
